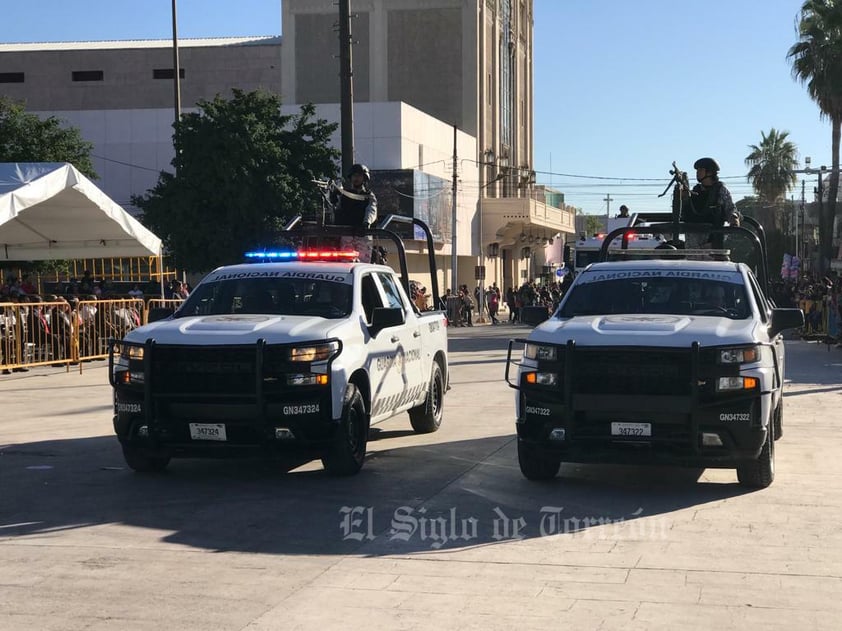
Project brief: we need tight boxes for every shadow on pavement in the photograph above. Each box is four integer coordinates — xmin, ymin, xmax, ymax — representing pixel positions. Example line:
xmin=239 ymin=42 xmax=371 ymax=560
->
xmin=1 ymin=432 xmax=751 ymax=556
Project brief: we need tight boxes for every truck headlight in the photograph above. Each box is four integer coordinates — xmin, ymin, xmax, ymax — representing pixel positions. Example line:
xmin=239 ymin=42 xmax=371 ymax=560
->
xmin=524 ymin=371 xmax=559 ymax=387
xmin=286 ymin=373 xmax=330 ymax=386
xmin=289 ymin=341 xmax=340 ymax=362
xmin=524 ymin=343 xmax=557 ymax=361
xmin=115 ymin=343 xmax=144 ymax=361
xmin=717 ymin=376 xmax=758 ymax=391
xmin=718 ymin=346 xmax=759 ymax=364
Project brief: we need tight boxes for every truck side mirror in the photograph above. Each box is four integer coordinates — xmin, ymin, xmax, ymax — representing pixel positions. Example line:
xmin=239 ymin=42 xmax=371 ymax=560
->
xmin=369 ymin=307 xmax=405 ymax=335
xmin=769 ymin=308 xmax=804 ymax=338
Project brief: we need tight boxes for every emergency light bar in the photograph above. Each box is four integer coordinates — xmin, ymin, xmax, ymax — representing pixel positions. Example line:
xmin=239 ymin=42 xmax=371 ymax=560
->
xmin=244 ymin=249 xmax=359 ymax=262
xmin=608 ymin=248 xmax=731 ymax=261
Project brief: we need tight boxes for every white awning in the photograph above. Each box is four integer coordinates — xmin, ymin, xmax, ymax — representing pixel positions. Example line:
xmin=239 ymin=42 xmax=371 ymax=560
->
xmin=0 ymin=162 xmax=162 ymax=260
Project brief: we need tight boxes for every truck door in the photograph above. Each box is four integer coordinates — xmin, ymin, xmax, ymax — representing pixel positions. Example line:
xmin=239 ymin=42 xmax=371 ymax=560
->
xmin=365 ymin=272 xmax=422 ymax=419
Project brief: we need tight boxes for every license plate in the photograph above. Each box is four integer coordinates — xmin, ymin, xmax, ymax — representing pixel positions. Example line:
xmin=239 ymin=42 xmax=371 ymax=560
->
xmin=189 ymin=423 xmax=227 ymax=441
xmin=611 ymin=422 xmax=651 ymax=437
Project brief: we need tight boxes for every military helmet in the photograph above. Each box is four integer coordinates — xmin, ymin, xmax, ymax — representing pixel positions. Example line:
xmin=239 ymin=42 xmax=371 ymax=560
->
xmin=409 ymin=280 xmax=425 ymax=300
xmin=693 ymin=157 xmax=720 ymax=172
xmin=347 ymin=163 xmax=371 ymax=182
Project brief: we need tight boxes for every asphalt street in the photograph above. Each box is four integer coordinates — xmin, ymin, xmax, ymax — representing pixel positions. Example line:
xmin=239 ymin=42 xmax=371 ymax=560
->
xmin=1 ymin=325 xmax=841 ymax=630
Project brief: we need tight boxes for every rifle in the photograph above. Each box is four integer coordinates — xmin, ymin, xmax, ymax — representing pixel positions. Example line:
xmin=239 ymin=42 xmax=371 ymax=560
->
xmin=312 ymin=178 xmax=341 ymax=226
xmin=658 ymin=161 xmax=691 ymax=223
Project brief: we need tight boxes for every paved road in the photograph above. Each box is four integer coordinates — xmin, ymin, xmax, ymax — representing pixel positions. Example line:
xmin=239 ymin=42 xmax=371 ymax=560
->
xmin=1 ymin=327 xmax=841 ymax=630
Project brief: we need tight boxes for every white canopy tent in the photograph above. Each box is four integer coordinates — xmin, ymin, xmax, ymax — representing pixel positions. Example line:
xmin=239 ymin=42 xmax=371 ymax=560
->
xmin=0 ymin=162 xmax=162 ymax=261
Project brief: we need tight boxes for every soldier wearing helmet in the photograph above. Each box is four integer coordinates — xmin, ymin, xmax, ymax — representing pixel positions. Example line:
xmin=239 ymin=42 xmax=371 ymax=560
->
xmin=327 ymin=164 xmax=378 ymax=262
xmin=330 ymin=163 xmax=378 ymax=228
xmin=682 ymin=157 xmax=740 ymax=227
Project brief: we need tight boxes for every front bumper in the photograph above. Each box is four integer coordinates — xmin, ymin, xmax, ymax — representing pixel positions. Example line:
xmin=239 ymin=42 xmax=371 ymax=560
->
xmin=113 ymin=390 xmax=340 ymax=458
xmin=110 ymin=339 xmax=345 ymax=459
xmin=508 ymin=339 xmax=775 ymax=467
xmin=515 ymin=392 xmax=768 ymax=467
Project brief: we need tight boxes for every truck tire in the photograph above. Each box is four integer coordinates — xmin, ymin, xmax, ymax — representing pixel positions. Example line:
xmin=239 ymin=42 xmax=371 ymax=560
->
xmin=409 ymin=362 xmax=444 ymax=434
xmin=322 ymin=385 xmax=368 ymax=476
xmin=518 ymin=441 xmax=560 ymax=480
xmin=736 ymin=422 xmax=775 ymax=488
xmin=773 ymin=401 xmax=783 ymax=440
xmin=121 ymin=445 xmax=170 ymax=473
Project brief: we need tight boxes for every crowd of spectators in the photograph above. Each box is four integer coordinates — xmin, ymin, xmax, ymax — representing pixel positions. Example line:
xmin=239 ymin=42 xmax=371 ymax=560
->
xmin=771 ymin=272 xmax=842 ymax=341
xmin=1 ymin=271 xmax=189 ymax=374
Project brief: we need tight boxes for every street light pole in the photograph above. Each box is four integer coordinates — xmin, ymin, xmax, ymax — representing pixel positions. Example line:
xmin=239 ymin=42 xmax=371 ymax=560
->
xmin=171 ymin=0 xmax=181 ymax=125
xmin=450 ymin=125 xmax=458 ymax=294
xmin=476 ymin=151 xmax=508 ymax=324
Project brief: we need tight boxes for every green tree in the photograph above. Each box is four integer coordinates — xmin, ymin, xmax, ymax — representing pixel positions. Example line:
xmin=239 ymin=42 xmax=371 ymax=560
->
xmin=788 ymin=0 xmax=842 ymax=273
xmin=575 ymin=208 xmax=604 ymax=236
xmin=134 ymin=90 xmax=339 ymax=271
xmin=744 ymin=128 xmax=799 ymax=230
xmin=584 ymin=214 xmax=604 ymax=236
xmin=0 ymin=97 xmax=96 ymax=178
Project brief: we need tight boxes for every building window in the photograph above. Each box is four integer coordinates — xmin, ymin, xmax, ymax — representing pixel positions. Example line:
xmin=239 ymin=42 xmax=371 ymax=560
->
xmin=153 ymin=68 xmax=185 ymax=80
xmin=500 ymin=0 xmax=513 ymax=148
xmin=72 ymin=70 xmax=104 ymax=82
xmin=0 ymin=72 xmax=25 ymax=83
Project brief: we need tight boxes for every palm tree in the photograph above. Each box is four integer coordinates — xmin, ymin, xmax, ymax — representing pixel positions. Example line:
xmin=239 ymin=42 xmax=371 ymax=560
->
xmin=788 ymin=0 xmax=842 ymax=274
xmin=744 ymin=128 xmax=799 ymax=231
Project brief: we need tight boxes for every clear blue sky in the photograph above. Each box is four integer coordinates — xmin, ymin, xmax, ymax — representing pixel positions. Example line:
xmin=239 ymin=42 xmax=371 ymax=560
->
xmin=0 ymin=0 xmax=830 ymax=215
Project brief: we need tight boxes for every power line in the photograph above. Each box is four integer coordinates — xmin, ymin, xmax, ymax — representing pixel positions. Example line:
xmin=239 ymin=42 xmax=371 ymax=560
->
xmin=91 ymin=154 xmax=165 ymax=173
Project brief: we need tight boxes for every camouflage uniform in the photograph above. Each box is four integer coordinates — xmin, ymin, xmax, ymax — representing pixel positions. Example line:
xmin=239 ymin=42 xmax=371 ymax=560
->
xmin=330 ymin=183 xmax=378 ymax=263
xmin=683 ymin=180 xmax=740 ymax=248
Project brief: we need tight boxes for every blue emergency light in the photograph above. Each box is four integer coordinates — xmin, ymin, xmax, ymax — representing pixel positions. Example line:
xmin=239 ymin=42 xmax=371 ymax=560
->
xmin=244 ymin=249 xmax=359 ymax=262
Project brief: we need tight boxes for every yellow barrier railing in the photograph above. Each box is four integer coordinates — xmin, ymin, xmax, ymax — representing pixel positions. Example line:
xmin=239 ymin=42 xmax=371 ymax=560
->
xmin=799 ymin=298 xmax=828 ymax=336
xmin=1 ymin=298 xmax=146 ymax=374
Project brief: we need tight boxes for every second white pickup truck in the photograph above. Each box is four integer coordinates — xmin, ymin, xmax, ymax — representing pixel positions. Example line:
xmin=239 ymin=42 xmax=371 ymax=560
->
xmin=507 ymin=219 xmax=804 ymax=488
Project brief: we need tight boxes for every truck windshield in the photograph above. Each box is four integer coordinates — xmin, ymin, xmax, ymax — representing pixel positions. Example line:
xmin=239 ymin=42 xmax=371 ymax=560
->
xmin=574 ymin=249 xmax=600 ymax=271
xmin=558 ymin=273 xmax=751 ymax=319
xmin=175 ymin=278 xmax=353 ymax=319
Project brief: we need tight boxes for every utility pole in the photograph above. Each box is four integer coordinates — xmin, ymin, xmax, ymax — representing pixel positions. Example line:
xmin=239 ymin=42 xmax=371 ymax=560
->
xmin=338 ymin=0 xmax=355 ymax=175
xmin=604 ymin=194 xmax=613 ymax=226
xmin=450 ymin=125 xmax=458 ymax=293
xmin=171 ymin=0 xmax=181 ymax=125
xmin=799 ymin=180 xmax=805 ymax=261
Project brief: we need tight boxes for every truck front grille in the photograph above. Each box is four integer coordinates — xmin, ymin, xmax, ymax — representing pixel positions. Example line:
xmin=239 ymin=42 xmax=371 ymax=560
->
xmin=150 ymin=345 xmax=288 ymax=395
xmin=573 ymin=349 xmax=692 ymax=396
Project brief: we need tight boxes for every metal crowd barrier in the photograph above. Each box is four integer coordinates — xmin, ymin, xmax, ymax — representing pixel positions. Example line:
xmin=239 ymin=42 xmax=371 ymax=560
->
xmin=799 ymin=298 xmax=827 ymax=336
xmin=1 ymin=298 xmax=146 ymax=374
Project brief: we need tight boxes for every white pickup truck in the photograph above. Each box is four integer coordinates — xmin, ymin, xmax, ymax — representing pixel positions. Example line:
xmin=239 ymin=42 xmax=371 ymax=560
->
xmin=110 ymin=219 xmax=448 ymax=476
xmin=507 ymin=220 xmax=804 ymax=488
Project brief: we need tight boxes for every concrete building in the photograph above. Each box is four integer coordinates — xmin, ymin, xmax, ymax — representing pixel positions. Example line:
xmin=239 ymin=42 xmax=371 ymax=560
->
xmin=0 ymin=0 xmax=573 ymax=291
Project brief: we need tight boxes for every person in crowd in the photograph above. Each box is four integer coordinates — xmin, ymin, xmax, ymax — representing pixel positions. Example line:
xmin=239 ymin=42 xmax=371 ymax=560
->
xmin=459 ymin=285 xmax=474 ymax=327
xmin=20 ymin=275 xmax=37 ymax=295
xmin=486 ymin=284 xmax=500 ymax=324
xmin=127 ymin=283 xmax=145 ymax=299
xmin=49 ymin=297 xmax=76 ymax=364
xmin=79 ymin=270 xmax=94 ymax=294
xmin=506 ymin=287 xmax=518 ymax=323
xmin=172 ymin=279 xmax=190 ymax=300
xmin=439 ymin=288 xmax=452 ymax=312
